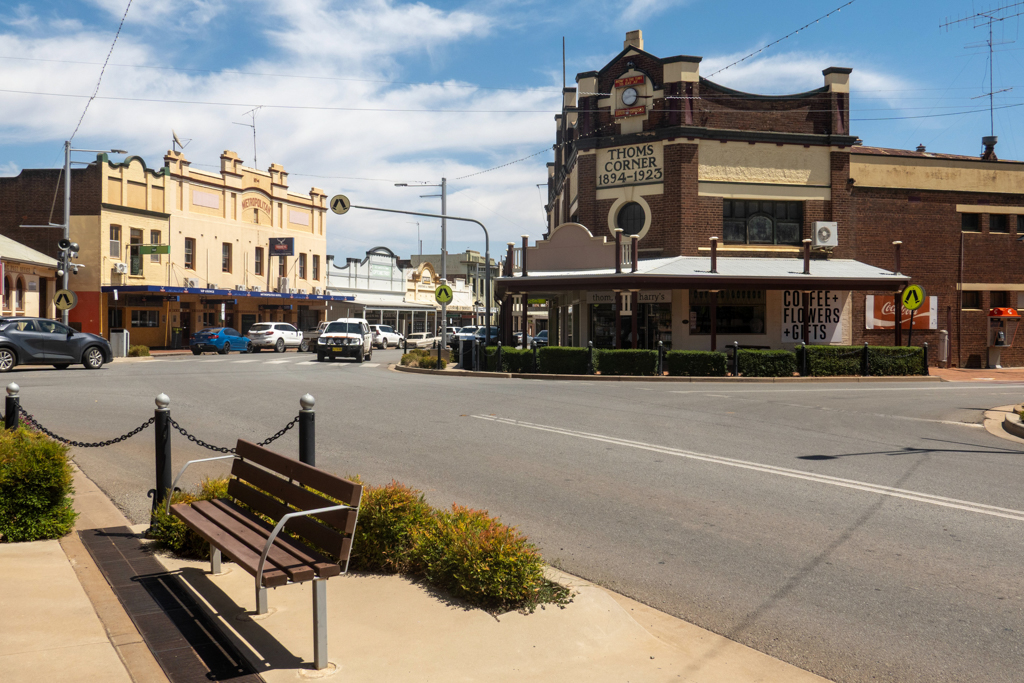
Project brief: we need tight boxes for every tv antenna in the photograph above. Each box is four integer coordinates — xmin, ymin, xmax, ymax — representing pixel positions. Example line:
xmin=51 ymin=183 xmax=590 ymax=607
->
xmin=171 ymin=130 xmax=191 ymax=153
xmin=941 ymin=2 xmax=1024 ymax=139
xmin=232 ymin=106 xmax=263 ymax=167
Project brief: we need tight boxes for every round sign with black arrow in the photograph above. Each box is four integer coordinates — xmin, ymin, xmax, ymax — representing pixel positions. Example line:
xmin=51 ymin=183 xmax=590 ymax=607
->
xmin=329 ymin=194 xmax=351 ymax=215
xmin=54 ymin=289 xmax=78 ymax=311
xmin=901 ymin=284 xmax=926 ymax=312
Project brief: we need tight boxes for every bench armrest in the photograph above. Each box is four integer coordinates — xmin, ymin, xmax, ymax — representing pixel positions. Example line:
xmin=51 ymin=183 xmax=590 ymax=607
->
xmin=165 ymin=455 xmax=236 ymax=515
xmin=256 ymin=504 xmax=356 ymax=588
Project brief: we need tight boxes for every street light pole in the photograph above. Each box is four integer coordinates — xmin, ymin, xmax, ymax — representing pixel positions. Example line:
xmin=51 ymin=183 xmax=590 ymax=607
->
xmin=397 ymin=180 xmax=448 ymax=348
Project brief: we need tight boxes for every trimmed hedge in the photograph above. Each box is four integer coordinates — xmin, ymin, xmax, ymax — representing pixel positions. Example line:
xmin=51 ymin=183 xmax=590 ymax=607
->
xmin=485 ymin=346 xmax=533 ymax=373
xmin=418 ymin=356 xmax=447 ymax=370
xmin=737 ymin=349 xmax=797 ymax=377
xmin=796 ymin=345 xmax=863 ymax=377
xmin=867 ymin=345 xmax=926 ymax=376
xmin=596 ymin=349 xmax=657 ymax=376
xmin=0 ymin=428 xmax=78 ymax=542
xmin=665 ymin=350 xmax=728 ymax=377
xmin=538 ymin=346 xmax=590 ymax=375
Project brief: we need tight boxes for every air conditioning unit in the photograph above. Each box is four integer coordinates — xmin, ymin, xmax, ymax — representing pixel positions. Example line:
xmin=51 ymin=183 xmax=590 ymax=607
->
xmin=313 ymin=287 xmax=323 ymax=295
xmin=235 ymin=284 xmax=246 ymax=291
xmin=113 ymin=262 xmax=128 ymax=274
xmin=288 ymin=287 xmax=297 ymax=294
xmin=249 ymin=285 xmax=262 ymax=292
xmin=208 ymin=283 xmax=218 ymax=290
xmin=184 ymin=278 xmax=199 ymax=288
xmin=297 ymin=288 xmax=306 ymax=295
xmin=812 ymin=221 xmax=838 ymax=248
xmin=277 ymin=277 xmax=289 ymax=292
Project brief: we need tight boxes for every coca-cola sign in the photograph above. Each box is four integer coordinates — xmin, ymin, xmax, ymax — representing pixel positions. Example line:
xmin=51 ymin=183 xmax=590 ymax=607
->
xmin=865 ymin=295 xmax=937 ymax=329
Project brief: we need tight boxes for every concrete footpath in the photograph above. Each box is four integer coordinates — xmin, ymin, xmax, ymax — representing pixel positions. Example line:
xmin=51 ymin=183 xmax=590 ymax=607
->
xmin=0 ymin=464 xmax=832 ymax=682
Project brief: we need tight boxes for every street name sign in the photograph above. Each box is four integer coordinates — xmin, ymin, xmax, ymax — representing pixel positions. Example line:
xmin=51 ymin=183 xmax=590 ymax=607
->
xmin=54 ymin=289 xmax=78 ymax=311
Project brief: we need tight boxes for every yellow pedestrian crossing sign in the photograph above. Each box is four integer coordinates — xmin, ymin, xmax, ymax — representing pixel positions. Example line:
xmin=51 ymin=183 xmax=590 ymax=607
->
xmin=901 ymin=284 xmax=926 ymax=311
xmin=329 ymin=194 xmax=351 ymax=215
xmin=54 ymin=289 xmax=78 ymax=311
xmin=434 ymin=283 xmax=453 ymax=305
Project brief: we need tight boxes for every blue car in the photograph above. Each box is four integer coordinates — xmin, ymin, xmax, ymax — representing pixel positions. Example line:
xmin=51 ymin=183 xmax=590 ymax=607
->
xmin=190 ymin=327 xmax=252 ymax=355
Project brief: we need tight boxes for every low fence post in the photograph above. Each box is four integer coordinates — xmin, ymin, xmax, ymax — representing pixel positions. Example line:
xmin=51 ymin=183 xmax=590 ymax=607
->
xmin=5 ymin=383 xmax=19 ymax=431
xmin=299 ymin=394 xmax=315 ymax=467
xmin=496 ymin=342 xmax=503 ymax=373
xmin=922 ymin=342 xmax=929 ymax=376
xmin=862 ymin=342 xmax=870 ymax=376
xmin=587 ymin=341 xmax=594 ymax=375
xmin=733 ymin=341 xmax=740 ymax=377
xmin=657 ymin=341 xmax=664 ymax=376
xmin=531 ymin=339 xmax=538 ymax=374
xmin=153 ymin=393 xmax=172 ymax=512
xmin=800 ymin=342 xmax=808 ymax=377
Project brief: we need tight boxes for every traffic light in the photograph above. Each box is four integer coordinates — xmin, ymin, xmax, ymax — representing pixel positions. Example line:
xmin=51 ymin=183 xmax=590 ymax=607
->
xmin=56 ymin=238 xmax=80 ymax=277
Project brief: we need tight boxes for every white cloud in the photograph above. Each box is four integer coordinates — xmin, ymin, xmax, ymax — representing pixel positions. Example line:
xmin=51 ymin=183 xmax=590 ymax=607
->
xmin=87 ymin=0 xmax=229 ymax=28
xmin=0 ymin=161 xmax=19 ymax=177
xmin=619 ymin=0 xmax=690 ymax=24
xmin=1 ymin=4 xmax=37 ymax=29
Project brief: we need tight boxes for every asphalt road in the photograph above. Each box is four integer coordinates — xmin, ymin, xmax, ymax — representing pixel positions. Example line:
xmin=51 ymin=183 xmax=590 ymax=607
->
xmin=11 ymin=350 xmax=1024 ymax=683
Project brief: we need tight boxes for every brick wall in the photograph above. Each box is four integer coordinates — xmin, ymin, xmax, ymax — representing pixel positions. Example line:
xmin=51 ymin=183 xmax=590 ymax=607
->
xmin=0 ymin=165 xmax=102 ymax=258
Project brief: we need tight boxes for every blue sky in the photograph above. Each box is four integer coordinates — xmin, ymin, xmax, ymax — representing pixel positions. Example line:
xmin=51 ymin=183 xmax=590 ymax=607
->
xmin=2 ymin=0 xmax=1022 ymax=260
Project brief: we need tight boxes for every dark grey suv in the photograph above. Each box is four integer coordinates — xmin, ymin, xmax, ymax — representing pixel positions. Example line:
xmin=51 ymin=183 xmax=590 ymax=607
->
xmin=0 ymin=318 xmax=113 ymax=371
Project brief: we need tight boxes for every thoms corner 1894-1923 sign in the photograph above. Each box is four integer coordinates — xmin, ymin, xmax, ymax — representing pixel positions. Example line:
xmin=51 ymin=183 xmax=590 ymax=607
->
xmin=596 ymin=142 xmax=664 ymax=189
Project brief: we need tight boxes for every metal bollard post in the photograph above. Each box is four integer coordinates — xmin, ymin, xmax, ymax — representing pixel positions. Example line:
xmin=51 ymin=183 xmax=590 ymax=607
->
xmin=153 ymin=393 xmax=172 ymax=512
xmin=299 ymin=394 xmax=315 ymax=467
xmin=922 ymin=342 xmax=929 ymax=376
xmin=658 ymin=341 xmax=664 ymax=376
xmin=5 ymin=383 xmax=19 ymax=431
xmin=496 ymin=342 xmax=503 ymax=373
xmin=862 ymin=342 xmax=870 ymax=376
xmin=587 ymin=341 xmax=594 ymax=375
xmin=734 ymin=342 xmax=741 ymax=377
xmin=800 ymin=342 xmax=807 ymax=377
xmin=532 ymin=340 xmax=538 ymax=374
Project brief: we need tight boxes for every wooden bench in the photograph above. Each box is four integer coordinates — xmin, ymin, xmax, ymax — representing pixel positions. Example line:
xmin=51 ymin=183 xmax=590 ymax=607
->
xmin=168 ymin=439 xmax=362 ymax=670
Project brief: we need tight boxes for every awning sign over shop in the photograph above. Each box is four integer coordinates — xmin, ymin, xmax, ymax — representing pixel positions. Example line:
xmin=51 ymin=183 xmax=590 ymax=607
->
xmin=596 ymin=142 xmax=664 ymax=189
xmin=865 ymin=295 xmax=938 ymax=330
xmin=781 ymin=290 xmax=847 ymax=343
xmin=586 ymin=291 xmax=670 ymax=305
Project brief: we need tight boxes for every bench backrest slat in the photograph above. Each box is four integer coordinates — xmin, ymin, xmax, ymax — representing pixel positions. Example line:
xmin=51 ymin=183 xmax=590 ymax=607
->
xmin=231 ymin=459 xmax=357 ymax=534
xmin=235 ymin=440 xmax=362 ymax=506
xmin=229 ymin=479 xmax=349 ymax=558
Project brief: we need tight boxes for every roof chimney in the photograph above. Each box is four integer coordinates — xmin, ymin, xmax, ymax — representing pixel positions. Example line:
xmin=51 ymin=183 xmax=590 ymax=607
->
xmin=982 ymin=135 xmax=998 ymax=161
xmin=916 ymin=144 xmax=926 ymax=153
xmin=624 ymin=30 xmax=643 ymax=51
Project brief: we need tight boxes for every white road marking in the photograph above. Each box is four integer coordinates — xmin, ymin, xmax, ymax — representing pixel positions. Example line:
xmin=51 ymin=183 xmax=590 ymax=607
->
xmin=359 ymin=363 xmax=381 ymax=368
xmin=472 ymin=415 xmax=1024 ymax=523
xmin=233 ymin=359 xmax=259 ymax=364
xmin=297 ymin=361 xmax=318 ymax=365
xmin=264 ymin=360 xmax=291 ymax=364
xmin=669 ymin=385 xmax=1024 ymax=394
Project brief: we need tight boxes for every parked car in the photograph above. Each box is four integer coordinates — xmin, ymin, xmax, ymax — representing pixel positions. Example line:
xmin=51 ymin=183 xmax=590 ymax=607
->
xmin=300 ymin=321 xmax=330 ymax=352
xmin=0 ymin=317 xmax=113 ymax=371
xmin=533 ymin=329 xmax=549 ymax=347
xmin=246 ymin=322 xmax=303 ymax=352
xmin=474 ymin=326 xmax=500 ymax=345
xmin=317 ymin=318 xmax=372 ymax=362
xmin=405 ymin=332 xmax=439 ymax=349
xmin=369 ymin=324 xmax=402 ymax=349
xmin=190 ymin=327 xmax=251 ymax=355
xmin=454 ymin=326 xmax=479 ymax=342
xmin=513 ymin=331 xmax=533 ymax=348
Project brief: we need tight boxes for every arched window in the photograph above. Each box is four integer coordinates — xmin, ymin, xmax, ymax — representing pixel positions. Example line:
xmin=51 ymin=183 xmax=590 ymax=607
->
xmin=15 ymin=278 xmax=24 ymax=311
xmin=2 ymin=277 xmax=10 ymax=312
xmin=616 ymin=202 xmax=645 ymax=235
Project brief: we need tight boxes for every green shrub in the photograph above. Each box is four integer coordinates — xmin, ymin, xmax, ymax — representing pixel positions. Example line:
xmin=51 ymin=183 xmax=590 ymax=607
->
xmin=411 ymin=504 xmax=546 ymax=611
xmin=127 ymin=345 xmax=150 ymax=357
xmin=0 ymin=428 xmax=77 ymax=542
xmin=351 ymin=480 xmax=434 ymax=573
xmin=737 ymin=349 xmax=796 ymax=377
xmin=418 ymin=356 xmax=447 ymax=370
xmin=596 ymin=349 xmax=657 ymax=376
xmin=485 ymin=346 xmax=533 ymax=373
xmin=148 ymin=477 xmax=228 ymax=558
xmin=795 ymin=345 xmax=864 ymax=376
xmin=400 ymin=349 xmax=432 ymax=366
xmin=537 ymin=346 xmax=590 ymax=374
xmin=868 ymin=346 xmax=926 ymax=376
xmin=665 ymin=350 xmax=727 ymax=377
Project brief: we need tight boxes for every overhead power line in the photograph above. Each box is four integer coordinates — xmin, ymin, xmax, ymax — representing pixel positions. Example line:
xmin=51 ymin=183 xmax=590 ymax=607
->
xmin=68 ymin=0 xmax=133 ymax=142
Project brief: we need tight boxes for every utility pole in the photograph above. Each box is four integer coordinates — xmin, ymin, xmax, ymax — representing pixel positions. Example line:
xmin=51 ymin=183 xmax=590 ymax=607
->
xmin=396 ymin=179 xmax=449 ymax=347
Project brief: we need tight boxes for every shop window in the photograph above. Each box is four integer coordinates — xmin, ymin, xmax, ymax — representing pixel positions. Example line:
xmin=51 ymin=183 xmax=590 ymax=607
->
xmin=962 ymin=291 xmax=981 ymax=309
xmin=689 ymin=290 xmax=767 ymax=335
xmin=255 ymin=247 xmax=263 ymax=276
xmin=109 ymin=307 xmax=124 ymax=328
xmin=278 ymin=256 xmax=286 ymax=277
xmin=723 ymin=200 xmax=802 ymax=245
xmin=313 ymin=254 xmax=320 ymax=280
xmin=130 ymin=228 xmax=143 ymax=276
xmin=961 ymin=213 xmax=980 ymax=232
xmin=130 ymin=310 xmax=160 ymax=327
xmin=991 ymin=291 xmax=1010 ymax=308
xmin=150 ymin=230 xmax=162 ymax=262
xmin=110 ymin=224 xmax=121 ymax=259
xmin=1018 ymin=216 xmax=1024 ymax=234
xmin=184 ymin=238 xmax=195 ymax=270
xmin=298 ymin=253 xmax=307 ymax=279
xmin=616 ymin=202 xmax=645 ymax=236
xmin=990 ymin=214 xmax=1009 ymax=233
xmin=202 ymin=312 xmax=216 ymax=327
xmin=222 ymin=243 xmax=232 ymax=273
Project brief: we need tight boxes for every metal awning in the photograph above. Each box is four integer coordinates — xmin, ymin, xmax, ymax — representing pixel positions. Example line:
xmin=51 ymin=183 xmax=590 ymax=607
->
xmin=100 ymin=285 xmax=355 ymax=302
xmin=497 ymin=256 xmax=910 ymax=294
